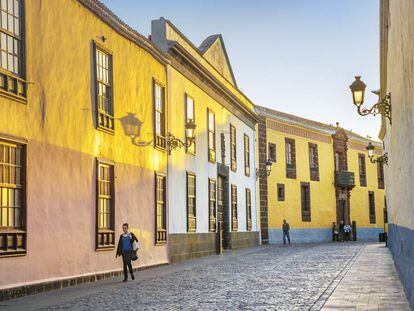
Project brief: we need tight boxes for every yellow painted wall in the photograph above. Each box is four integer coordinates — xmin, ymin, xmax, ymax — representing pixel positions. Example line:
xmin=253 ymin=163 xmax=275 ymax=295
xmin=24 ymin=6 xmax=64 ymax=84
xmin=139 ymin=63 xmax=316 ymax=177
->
xmin=266 ymin=120 xmax=385 ymax=231
xmin=348 ymin=146 xmax=386 ymax=229
xmin=267 ymin=126 xmax=336 ymax=230
xmin=0 ymin=0 xmax=168 ymax=288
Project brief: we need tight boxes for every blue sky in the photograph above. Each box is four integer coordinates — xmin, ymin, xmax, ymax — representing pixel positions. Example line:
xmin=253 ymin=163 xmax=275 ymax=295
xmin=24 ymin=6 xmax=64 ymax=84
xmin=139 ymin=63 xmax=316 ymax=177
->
xmin=101 ymin=0 xmax=380 ymax=138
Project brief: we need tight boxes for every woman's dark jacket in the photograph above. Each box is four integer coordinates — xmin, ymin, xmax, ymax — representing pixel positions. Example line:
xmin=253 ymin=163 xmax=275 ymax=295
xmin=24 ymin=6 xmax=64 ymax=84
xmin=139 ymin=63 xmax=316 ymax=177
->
xmin=116 ymin=232 xmax=138 ymax=256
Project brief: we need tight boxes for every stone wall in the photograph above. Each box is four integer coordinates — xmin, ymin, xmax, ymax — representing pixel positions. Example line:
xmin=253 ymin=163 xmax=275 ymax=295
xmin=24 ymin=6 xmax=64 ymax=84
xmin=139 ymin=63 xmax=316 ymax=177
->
xmin=169 ymin=232 xmax=260 ymax=263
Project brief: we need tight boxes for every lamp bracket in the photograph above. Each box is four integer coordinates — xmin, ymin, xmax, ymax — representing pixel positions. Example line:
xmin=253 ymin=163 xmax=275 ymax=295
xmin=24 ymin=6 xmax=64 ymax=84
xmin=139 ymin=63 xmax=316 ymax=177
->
xmin=356 ymin=93 xmax=392 ymax=124
xmin=255 ymin=168 xmax=271 ymax=180
xmin=369 ymin=152 xmax=389 ymax=165
xmin=167 ymin=133 xmax=193 ymax=154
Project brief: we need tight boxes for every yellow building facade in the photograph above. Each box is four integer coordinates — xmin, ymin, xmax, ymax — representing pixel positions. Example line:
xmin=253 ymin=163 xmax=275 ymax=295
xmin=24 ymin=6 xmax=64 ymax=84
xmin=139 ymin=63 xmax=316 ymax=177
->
xmin=0 ymin=0 xmax=170 ymax=294
xmin=256 ymin=106 xmax=386 ymax=243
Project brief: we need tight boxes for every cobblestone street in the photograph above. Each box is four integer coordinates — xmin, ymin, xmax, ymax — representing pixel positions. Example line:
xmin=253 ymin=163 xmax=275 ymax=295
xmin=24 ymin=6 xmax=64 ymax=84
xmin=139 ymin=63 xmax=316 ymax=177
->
xmin=2 ymin=243 xmax=410 ymax=311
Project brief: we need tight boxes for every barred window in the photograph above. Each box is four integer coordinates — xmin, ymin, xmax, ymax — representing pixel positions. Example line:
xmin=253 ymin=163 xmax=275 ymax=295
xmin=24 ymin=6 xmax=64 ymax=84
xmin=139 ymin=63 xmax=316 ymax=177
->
xmin=185 ymin=94 xmax=195 ymax=154
xmin=244 ymin=134 xmax=250 ymax=176
xmin=94 ymin=45 xmax=114 ymax=131
xmin=155 ymin=173 xmax=166 ymax=244
xmin=154 ymin=82 xmax=166 ymax=149
xmin=0 ymin=140 xmax=26 ymax=256
xmin=231 ymin=185 xmax=238 ymax=231
xmin=207 ymin=109 xmax=216 ymax=162
xmin=208 ymin=178 xmax=216 ymax=232
xmin=187 ymin=172 xmax=196 ymax=232
xmin=246 ymin=188 xmax=252 ymax=231
xmin=230 ymin=125 xmax=236 ymax=172
xmin=96 ymin=161 xmax=115 ymax=249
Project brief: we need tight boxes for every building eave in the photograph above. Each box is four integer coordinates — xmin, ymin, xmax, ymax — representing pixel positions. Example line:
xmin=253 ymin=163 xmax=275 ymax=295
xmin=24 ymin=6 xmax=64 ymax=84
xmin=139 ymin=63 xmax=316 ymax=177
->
xmin=255 ymin=105 xmax=382 ymax=148
xmin=77 ymin=0 xmax=168 ymax=65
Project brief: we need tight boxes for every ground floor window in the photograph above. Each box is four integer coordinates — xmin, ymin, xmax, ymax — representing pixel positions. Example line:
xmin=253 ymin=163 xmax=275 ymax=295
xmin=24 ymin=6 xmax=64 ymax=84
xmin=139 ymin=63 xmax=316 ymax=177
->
xmin=209 ymin=178 xmax=216 ymax=232
xmin=96 ymin=160 xmax=115 ymax=249
xmin=0 ymin=140 xmax=26 ymax=256
xmin=246 ymin=188 xmax=252 ymax=231
xmin=155 ymin=172 xmax=167 ymax=244
xmin=301 ymin=182 xmax=311 ymax=222
xmin=187 ymin=172 xmax=196 ymax=232
xmin=231 ymin=185 xmax=238 ymax=231
xmin=369 ymin=191 xmax=376 ymax=224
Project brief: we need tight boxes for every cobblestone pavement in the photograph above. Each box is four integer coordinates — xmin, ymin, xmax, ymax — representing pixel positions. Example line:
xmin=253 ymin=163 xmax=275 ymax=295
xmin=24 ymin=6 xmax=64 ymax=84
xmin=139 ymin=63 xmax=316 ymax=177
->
xmin=2 ymin=243 xmax=409 ymax=311
xmin=321 ymin=244 xmax=411 ymax=311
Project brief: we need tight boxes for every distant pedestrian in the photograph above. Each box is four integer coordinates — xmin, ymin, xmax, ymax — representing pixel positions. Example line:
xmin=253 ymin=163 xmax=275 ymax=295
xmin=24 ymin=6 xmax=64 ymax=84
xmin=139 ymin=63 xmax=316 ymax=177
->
xmin=339 ymin=221 xmax=345 ymax=242
xmin=332 ymin=222 xmax=339 ymax=242
xmin=282 ymin=219 xmax=291 ymax=245
xmin=116 ymin=223 xmax=138 ymax=282
xmin=344 ymin=223 xmax=352 ymax=242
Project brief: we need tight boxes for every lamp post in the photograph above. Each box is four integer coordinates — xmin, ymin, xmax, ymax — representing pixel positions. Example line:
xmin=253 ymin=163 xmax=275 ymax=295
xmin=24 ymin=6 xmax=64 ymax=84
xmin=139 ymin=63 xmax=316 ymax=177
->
xmin=167 ymin=120 xmax=197 ymax=154
xmin=349 ymin=76 xmax=392 ymax=124
xmin=366 ymin=142 xmax=388 ymax=165
xmin=256 ymin=160 xmax=273 ymax=180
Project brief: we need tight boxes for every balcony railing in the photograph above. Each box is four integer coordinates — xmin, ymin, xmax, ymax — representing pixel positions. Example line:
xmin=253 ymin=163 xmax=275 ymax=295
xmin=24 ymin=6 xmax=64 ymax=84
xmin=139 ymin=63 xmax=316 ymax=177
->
xmin=334 ymin=171 xmax=355 ymax=189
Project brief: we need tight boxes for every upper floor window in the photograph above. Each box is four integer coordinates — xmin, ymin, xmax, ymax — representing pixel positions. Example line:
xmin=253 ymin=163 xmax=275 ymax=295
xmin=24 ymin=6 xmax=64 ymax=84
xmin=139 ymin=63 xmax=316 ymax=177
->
xmin=0 ymin=0 xmax=26 ymax=99
xmin=244 ymin=134 xmax=250 ymax=176
xmin=285 ymin=138 xmax=296 ymax=179
xmin=187 ymin=172 xmax=196 ymax=232
xmin=0 ymin=140 xmax=26 ymax=256
xmin=230 ymin=125 xmax=237 ymax=172
xmin=96 ymin=160 xmax=115 ymax=250
xmin=246 ymin=188 xmax=252 ymax=231
xmin=0 ymin=0 xmax=22 ymax=76
xmin=153 ymin=81 xmax=166 ymax=149
xmin=185 ymin=94 xmax=195 ymax=154
xmin=207 ymin=109 xmax=216 ymax=162
xmin=155 ymin=172 xmax=167 ymax=244
xmin=268 ymin=143 xmax=276 ymax=163
xmin=308 ymin=143 xmax=319 ymax=181
xmin=334 ymin=152 xmax=345 ymax=171
xmin=377 ymin=162 xmax=385 ymax=189
xmin=94 ymin=45 xmax=114 ymax=131
xmin=358 ymin=154 xmax=367 ymax=187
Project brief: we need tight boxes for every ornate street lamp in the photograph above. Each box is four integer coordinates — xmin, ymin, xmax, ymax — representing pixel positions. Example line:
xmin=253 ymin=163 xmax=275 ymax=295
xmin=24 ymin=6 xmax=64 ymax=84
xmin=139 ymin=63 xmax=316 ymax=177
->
xmin=349 ymin=76 xmax=392 ymax=124
xmin=167 ymin=120 xmax=197 ymax=154
xmin=256 ymin=160 xmax=273 ymax=180
xmin=366 ymin=142 xmax=388 ymax=165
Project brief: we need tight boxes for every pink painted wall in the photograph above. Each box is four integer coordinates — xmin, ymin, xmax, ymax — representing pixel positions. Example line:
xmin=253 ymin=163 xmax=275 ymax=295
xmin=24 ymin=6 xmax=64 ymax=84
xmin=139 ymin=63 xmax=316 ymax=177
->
xmin=0 ymin=140 xmax=168 ymax=289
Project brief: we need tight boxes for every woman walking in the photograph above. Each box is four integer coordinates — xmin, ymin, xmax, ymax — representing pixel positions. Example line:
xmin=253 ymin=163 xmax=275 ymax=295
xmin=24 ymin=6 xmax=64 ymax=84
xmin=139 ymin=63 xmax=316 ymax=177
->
xmin=116 ymin=223 xmax=138 ymax=282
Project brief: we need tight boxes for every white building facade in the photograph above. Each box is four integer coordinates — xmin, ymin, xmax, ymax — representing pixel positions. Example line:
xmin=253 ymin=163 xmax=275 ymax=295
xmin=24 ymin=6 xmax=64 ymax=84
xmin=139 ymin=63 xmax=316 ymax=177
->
xmin=151 ymin=18 xmax=260 ymax=262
